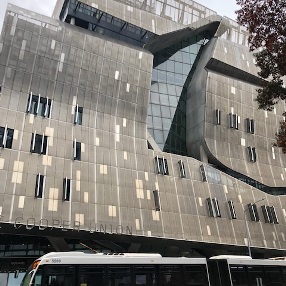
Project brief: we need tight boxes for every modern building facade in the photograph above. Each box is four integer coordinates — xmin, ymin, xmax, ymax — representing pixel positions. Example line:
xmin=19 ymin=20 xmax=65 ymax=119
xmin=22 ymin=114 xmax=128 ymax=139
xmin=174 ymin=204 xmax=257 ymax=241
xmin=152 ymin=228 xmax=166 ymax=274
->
xmin=0 ymin=0 xmax=286 ymax=284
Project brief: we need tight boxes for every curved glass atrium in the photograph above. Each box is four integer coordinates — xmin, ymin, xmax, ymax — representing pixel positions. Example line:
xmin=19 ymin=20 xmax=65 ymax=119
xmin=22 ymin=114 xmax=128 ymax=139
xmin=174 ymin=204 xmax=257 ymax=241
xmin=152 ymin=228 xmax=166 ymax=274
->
xmin=147 ymin=33 xmax=209 ymax=155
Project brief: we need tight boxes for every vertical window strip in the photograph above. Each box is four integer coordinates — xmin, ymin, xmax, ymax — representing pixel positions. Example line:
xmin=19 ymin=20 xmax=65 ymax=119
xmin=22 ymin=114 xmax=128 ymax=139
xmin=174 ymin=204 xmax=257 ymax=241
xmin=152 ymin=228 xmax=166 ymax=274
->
xmin=178 ymin=160 xmax=186 ymax=178
xmin=246 ymin=118 xmax=250 ymax=133
xmin=200 ymin=164 xmax=207 ymax=182
xmin=153 ymin=190 xmax=161 ymax=211
xmin=206 ymin=198 xmax=215 ymax=217
xmin=35 ymin=173 xmax=41 ymax=197
xmin=2 ymin=125 xmax=7 ymax=148
xmin=234 ymin=114 xmax=238 ymax=129
xmin=31 ymin=131 xmax=36 ymax=152
xmin=212 ymin=198 xmax=221 ymax=217
xmin=248 ymin=146 xmax=256 ymax=162
xmin=163 ymin=158 xmax=169 ymax=175
xmin=215 ymin=109 xmax=221 ymax=125
xmin=230 ymin=113 xmax=238 ymax=129
xmin=261 ymin=205 xmax=270 ymax=223
xmin=49 ymin=99 xmax=54 ymax=118
xmin=247 ymin=118 xmax=255 ymax=134
xmin=248 ymin=203 xmax=259 ymax=222
xmin=74 ymin=139 xmax=77 ymax=159
xmin=228 ymin=200 xmax=236 ymax=219
xmin=251 ymin=119 xmax=255 ymax=134
xmin=63 ymin=177 xmax=71 ymax=201
xmin=229 ymin=113 xmax=234 ymax=128
xmin=44 ymin=97 xmax=49 ymax=117
xmin=270 ymin=206 xmax=279 ymax=224
xmin=155 ymin=156 xmax=169 ymax=175
xmin=35 ymin=174 xmax=45 ymax=198
xmin=155 ymin=156 xmax=161 ymax=174
xmin=36 ymin=94 xmax=41 ymax=115
xmin=74 ymin=104 xmax=79 ymax=124
xmin=40 ymin=133 xmax=45 ymax=154
xmin=27 ymin=91 xmax=33 ymax=113
xmin=262 ymin=205 xmax=279 ymax=224
xmin=26 ymin=93 xmax=52 ymax=118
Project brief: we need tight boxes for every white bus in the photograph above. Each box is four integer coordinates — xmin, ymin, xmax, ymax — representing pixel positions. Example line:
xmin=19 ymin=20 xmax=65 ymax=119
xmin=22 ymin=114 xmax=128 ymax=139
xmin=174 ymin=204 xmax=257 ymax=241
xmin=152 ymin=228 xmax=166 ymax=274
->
xmin=20 ymin=252 xmax=209 ymax=286
xmin=21 ymin=252 xmax=286 ymax=286
xmin=207 ymin=255 xmax=286 ymax=286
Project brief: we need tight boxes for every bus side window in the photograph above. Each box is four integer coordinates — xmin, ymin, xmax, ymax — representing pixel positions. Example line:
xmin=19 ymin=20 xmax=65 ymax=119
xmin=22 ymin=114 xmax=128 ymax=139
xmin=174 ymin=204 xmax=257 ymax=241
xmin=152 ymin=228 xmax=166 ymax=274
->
xmin=282 ymin=266 xmax=286 ymax=283
xmin=247 ymin=266 xmax=265 ymax=286
xmin=160 ymin=265 xmax=182 ymax=286
xmin=133 ymin=265 xmax=157 ymax=285
xmin=229 ymin=266 xmax=248 ymax=286
xmin=79 ymin=266 xmax=105 ymax=285
xmin=183 ymin=265 xmax=208 ymax=285
xmin=264 ymin=266 xmax=283 ymax=285
xmin=44 ymin=266 xmax=74 ymax=286
xmin=108 ymin=266 xmax=131 ymax=286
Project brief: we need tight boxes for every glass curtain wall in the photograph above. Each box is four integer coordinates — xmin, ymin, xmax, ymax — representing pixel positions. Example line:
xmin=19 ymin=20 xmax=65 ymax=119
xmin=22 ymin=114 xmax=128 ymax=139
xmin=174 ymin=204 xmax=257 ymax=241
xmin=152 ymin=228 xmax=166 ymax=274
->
xmin=147 ymin=33 xmax=208 ymax=154
xmin=111 ymin=0 xmax=216 ymax=24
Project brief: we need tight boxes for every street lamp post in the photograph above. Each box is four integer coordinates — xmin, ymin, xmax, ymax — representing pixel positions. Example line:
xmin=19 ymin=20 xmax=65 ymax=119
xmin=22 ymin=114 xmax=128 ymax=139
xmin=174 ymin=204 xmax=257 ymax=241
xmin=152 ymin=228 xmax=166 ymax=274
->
xmin=243 ymin=198 xmax=264 ymax=258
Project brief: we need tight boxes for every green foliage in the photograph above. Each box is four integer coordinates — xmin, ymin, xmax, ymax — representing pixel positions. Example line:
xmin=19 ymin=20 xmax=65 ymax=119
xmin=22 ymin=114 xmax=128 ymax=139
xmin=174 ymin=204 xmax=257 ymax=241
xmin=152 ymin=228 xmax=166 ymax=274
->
xmin=236 ymin=0 xmax=286 ymax=151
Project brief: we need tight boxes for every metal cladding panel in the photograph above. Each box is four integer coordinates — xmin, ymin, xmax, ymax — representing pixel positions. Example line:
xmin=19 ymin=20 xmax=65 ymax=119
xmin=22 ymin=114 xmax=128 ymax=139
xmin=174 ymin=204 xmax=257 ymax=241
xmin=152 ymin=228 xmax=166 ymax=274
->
xmin=0 ymin=4 xmax=285 ymax=255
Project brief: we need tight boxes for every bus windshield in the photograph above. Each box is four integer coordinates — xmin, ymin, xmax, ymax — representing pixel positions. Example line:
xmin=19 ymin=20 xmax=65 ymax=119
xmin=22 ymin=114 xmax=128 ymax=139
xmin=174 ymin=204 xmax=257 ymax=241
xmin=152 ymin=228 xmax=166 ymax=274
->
xmin=20 ymin=264 xmax=34 ymax=286
xmin=21 ymin=265 xmax=42 ymax=286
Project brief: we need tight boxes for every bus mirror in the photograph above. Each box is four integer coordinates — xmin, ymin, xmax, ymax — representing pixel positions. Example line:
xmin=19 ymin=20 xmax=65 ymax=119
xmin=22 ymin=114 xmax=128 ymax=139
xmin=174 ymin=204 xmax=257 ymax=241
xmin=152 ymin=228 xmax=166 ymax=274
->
xmin=14 ymin=270 xmax=20 ymax=278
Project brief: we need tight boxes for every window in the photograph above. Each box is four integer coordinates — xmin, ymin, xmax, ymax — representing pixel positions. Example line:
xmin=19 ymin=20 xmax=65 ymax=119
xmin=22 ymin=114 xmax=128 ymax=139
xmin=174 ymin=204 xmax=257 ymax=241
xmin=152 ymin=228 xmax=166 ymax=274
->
xmin=247 ymin=146 xmax=256 ymax=162
xmin=30 ymin=133 xmax=48 ymax=155
xmin=206 ymin=198 xmax=221 ymax=217
xmin=155 ymin=156 xmax=169 ymax=175
xmin=80 ymin=266 xmax=105 ymax=286
xmin=108 ymin=266 xmax=131 ymax=286
xmin=261 ymin=205 xmax=278 ymax=224
xmin=200 ymin=164 xmax=207 ymax=182
xmin=0 ymin=125 xmax=14 ymax=149
xmin=35 ymin=174 xmax=45 ymax=198
xmin=63 ymin=177 xmax=71 ymax=201
xmin=215 ymin=109 xmax=221 ymax=125
xmin=178 ymin=160 xmax=186 ymax=178
xmin=73 ymin=139 xmax=81 ymax=160
xmin=74 ymin=104 xmax=83 ymax=125
xmin=134 ymin=266 xmax=156 ymax=285
xmin=246 ymin=118 xmax=255 ymax=134
xmin=247 ymin=203 xmax=260 ymax=222
xmin=229 ymin=113 xmax=238 ymax=129
xmin=228 ymin=200 xmax=237 ymax=219
xmin=26 ymin=93 xmax=52 ymax=117
xmin=153 ymin=190 xmax=161 ymax=211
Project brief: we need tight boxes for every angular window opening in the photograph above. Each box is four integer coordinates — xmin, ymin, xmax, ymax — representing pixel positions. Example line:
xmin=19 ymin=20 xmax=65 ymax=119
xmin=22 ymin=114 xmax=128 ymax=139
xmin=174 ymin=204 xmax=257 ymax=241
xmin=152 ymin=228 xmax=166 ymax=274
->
xmin=155 ymin=156 xmax=169 ymax=175
xmin=246 ymin=118 xmax=255 ymax=134
xmin=63 ymin=177 xmax=71 ymax=201
xmin=73 ymin=139 xmax=81 ymax=160
xmin=247 ymin=203 xmax=260 ymax=222
xmin=229 ymin=113 xmax=238 ymax=129
xmin=74 ymin=104 xmax=83 ymax=125
xmin=35 ymin=173 xmax=45 ymax=198
xmin=200 ymin=164 xmax=207 ymax=182
xmin=27 ymin=93 xmax=52 ymax=118
xmin=147 ymin=141 xmax=154 ymax=150
xmin=0 ymin=125 xmax=14 ymax=149
xmin=153 ymin=190 xmax=161 ymax=211
xmin=247 ymin=146 xmax=256 ymax=162
xmin=178 ymin=160 xmax=186 ymax=178
xmin=215 ymin=109 xmax=221 ymax=125
xmin=261 ymin=205 xmax=278 ymax=224
xmin=228 ymin=200 xmax=237 ymax=219
xmin=206 ymin=198 xmax=221 ymax=218
xmin=30 ymin=133 xmax=48 ymax=155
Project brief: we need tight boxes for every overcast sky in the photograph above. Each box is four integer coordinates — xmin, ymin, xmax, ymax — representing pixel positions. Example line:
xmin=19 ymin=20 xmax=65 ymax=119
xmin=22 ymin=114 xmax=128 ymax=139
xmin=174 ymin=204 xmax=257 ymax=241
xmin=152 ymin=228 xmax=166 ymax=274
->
xmin=0 ymin=0 xmax=239 ymax=31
